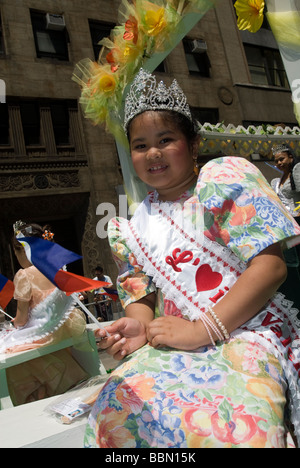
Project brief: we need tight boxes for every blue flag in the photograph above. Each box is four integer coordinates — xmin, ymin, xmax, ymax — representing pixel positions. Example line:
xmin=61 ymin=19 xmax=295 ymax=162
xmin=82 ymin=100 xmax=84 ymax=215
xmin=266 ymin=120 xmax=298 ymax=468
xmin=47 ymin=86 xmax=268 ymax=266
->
xmin=17 ymin=236 xmax=109 ymax=295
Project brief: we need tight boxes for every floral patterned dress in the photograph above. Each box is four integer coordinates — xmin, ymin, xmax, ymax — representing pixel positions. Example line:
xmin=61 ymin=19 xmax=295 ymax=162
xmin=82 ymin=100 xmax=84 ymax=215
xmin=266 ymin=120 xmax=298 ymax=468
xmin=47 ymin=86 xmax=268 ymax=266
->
xmin=85 ymin=157 xmax=300 ymax=448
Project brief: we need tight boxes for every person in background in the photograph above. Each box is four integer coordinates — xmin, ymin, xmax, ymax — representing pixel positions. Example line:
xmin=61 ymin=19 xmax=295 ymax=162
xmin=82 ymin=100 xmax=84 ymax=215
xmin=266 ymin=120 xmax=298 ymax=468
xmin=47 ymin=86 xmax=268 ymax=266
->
xmin=271 ymin=144 xmax=300 ymax=224
xmin=271 ymin=144 xmax=300 ymax=309
xmin=0 ymin=221 xmax=88 ymax=405
xmin=93 ymin=266 xmax=113 ymax=321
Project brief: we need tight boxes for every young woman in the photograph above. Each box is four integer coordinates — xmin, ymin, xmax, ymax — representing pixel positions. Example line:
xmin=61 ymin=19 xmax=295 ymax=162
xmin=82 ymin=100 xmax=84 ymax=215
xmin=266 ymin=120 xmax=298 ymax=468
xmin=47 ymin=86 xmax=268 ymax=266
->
xmin=0 ymin=222 xmax=88 ymax=405
xmin=271 ymin=144 xmax=300 ymax=224
xmin=85 ymin=69 xmax=300 ymax=448
xmin=271 ymin=145 xmax=300 ymax=309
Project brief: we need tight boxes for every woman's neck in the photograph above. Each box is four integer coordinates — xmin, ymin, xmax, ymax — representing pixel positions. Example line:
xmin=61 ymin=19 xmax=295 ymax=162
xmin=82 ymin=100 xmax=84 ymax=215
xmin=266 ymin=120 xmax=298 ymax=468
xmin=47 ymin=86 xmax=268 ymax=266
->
xmin=280 ymin=172 xmax=290 ymax=185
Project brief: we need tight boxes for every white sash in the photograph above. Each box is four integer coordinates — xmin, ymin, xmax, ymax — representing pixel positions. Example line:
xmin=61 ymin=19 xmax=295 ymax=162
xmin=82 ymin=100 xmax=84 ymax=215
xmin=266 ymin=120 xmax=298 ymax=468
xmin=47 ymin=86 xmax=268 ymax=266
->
xmin=125 ymin=194 xmax=245 ymax=323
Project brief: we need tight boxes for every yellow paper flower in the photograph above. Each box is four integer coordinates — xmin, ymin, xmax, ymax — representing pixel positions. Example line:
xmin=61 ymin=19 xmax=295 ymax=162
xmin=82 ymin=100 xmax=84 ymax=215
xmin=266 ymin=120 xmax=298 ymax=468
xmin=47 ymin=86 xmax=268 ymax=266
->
xmin=85 ymin=62 xmax=117 ymax=96
xmin=103 ymin=28 xmax=144 ymax=70
xmin=98 ymin=73 xmax=116 ymax=93
xmin=142 ymin=7 xmax=167 ymax=36
xmin=234 ymin=0 xmax=265 ymax=33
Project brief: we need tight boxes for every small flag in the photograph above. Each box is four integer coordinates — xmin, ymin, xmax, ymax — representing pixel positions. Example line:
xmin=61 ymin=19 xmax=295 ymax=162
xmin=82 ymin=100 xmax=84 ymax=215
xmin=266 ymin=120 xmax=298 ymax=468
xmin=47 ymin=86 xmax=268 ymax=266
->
xmin=17 ymin=236 xmax=109 ymax=295
xmin=55 ymin=270 xmax=109 ymax=295
xmin=103 ymin=287 xmax=118 ymax=301
xmin=0 ymin=274 xmax=14 ymax=309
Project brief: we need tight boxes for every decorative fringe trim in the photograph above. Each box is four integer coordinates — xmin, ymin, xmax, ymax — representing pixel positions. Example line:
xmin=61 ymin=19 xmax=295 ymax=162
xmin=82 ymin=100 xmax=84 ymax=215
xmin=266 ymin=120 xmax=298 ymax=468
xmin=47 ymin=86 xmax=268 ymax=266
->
xmin=0 ymin=289 xmax=75 ymax=352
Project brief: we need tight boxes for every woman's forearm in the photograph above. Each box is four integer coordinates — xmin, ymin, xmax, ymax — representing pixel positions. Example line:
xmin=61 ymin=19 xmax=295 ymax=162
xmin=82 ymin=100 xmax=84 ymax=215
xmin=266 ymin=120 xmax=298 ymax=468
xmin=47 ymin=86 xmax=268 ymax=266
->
xmin=125 ymin=292 xmax=156 ymax=329
xmin=14 ymin=300 xmax=30 ymax=327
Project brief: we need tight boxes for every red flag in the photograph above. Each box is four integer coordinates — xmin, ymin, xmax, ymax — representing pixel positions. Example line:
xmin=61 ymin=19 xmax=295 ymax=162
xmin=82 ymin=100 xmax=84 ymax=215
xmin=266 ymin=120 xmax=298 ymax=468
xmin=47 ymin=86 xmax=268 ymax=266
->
xmin=0 ymin=274 xmax=14 ymax=309
xmin=55 ymin=270 xmax=109 ymax=296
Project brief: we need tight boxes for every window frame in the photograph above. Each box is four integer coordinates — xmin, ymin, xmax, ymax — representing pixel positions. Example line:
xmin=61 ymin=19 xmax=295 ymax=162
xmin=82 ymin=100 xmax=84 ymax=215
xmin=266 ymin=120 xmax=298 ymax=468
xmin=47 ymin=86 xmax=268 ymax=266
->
xmin=88 ymin=19 xmax=115 ymax=61
xmin=20 ymin=100 xmax=41 ymax=146
xmin=30 ymin=10 xmax=69 ymax=61
xmin=0 ymin=104 xmax=9 ymax=145
xmin=183 ymin=38 xmax=211 ymax=78
xmin=244 ymin=44 xmax=289 ymax=89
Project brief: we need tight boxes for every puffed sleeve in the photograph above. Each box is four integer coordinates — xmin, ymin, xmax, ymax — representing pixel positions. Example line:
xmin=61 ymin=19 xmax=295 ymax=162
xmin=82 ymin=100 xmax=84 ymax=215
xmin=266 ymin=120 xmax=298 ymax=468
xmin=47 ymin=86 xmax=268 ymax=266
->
xmin=108 ymin=217 xmax=156 ymax=309
xmin=197 ymin=156 xmax=300 ymax=263
xmin=13 ymin=269 xmax=32 ymax=302
xmin=292 ymin=162 xmax=300 ymax=192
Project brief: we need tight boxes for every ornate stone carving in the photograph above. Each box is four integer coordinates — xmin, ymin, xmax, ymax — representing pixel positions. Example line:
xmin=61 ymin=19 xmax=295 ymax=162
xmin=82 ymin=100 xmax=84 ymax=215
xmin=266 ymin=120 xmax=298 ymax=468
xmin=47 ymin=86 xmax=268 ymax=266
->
xmin=0 ymin=171 xmax=80 ymax=191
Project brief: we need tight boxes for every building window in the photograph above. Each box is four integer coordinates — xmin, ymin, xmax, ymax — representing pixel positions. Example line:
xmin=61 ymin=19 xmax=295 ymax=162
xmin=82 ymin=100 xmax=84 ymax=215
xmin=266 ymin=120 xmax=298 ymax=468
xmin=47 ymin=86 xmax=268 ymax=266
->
xmin=244 ymin=44 xmax=289 ymax=88
xmin=192 ymin=107 xmax=219 ymax=124
xmin=183 ymin=38 xmax=211 ymax=77
xmin=0 ymin=14 xmax=5 ymax=55
xmin=89 ymin=20 xmax=115 ymax=60
xmin=30 ymin=10 xmax=69 ymax=61
xmin=50 ymin=101 xmax=70 ymax=146
xmin=20 ymin=101 xmax=41 ymax=146
xmin=0 ymin=104 xmax=9 ymax=145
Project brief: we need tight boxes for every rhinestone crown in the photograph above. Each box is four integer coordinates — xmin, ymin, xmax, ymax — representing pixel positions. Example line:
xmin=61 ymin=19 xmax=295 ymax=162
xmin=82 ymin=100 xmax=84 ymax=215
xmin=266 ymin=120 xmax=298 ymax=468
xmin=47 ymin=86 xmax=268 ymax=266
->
xmin=123 ymin=68 xmax=192 ymax=132
xmin=13 ymin=220 xmax=26 ymax=234
xmin=272 ymin=144 xmax=291 ymax=155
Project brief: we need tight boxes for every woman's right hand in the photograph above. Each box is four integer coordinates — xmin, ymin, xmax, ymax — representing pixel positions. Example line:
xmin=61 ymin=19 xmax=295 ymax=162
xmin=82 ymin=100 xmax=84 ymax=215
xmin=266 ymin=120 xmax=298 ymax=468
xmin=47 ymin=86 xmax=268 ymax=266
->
xmin=95 ymin=317 xmax=147 ymax=360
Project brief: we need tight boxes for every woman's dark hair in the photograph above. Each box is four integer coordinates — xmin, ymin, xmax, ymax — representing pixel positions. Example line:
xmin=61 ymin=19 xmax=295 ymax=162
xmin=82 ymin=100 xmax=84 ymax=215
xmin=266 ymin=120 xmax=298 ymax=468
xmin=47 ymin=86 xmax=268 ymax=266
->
xmin=12 ymin=222 xmax=54 ymax=251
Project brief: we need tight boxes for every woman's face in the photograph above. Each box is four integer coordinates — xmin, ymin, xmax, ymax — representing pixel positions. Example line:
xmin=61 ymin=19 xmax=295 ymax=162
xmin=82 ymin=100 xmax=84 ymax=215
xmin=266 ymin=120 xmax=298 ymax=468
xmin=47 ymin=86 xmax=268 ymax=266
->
xmin=129 ymin=111 xmax=198 ymax=201
xmin=274 ymin=151 xmax=293 ymax=173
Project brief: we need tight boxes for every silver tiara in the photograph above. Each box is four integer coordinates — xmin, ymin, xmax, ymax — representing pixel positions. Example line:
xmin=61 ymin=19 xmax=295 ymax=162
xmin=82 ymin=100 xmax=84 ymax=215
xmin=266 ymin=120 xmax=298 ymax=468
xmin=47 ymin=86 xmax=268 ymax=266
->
xmin=13 ymin=220 xmax=26 ymax=234
xmin=272 ymin=144 xmax=291 ymax=155
xmin=123 ymin=68 xmax=192 ymax=132
xmin=13 ymin=220 xmax=32 ymax=236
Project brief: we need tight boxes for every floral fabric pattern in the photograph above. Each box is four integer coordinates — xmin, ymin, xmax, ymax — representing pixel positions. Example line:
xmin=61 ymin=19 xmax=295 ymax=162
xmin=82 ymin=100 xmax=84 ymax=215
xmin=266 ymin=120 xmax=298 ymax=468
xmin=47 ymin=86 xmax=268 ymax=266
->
xmin=85 ymin=341 xmax=295 ymax=448
xmin=198 ymin=157 xmax=300 ymax=262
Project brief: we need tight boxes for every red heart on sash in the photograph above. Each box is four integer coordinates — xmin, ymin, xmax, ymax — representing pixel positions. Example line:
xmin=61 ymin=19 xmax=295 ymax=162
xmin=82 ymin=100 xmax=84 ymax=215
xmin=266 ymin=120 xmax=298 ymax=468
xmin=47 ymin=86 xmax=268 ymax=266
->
xmin=195 ymin=264 xmax=222 ymax=292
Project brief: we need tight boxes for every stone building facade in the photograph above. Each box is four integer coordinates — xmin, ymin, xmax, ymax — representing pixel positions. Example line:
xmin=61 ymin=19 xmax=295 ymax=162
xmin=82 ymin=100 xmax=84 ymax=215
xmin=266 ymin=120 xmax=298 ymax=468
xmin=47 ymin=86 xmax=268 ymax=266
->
xmin=0 ymin=0 xmax=297 ymax=295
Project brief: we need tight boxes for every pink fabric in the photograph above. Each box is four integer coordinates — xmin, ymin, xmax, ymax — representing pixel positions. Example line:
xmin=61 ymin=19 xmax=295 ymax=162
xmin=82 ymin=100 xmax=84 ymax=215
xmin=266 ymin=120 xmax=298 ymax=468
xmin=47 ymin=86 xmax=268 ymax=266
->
xmin=14 ymin=266 xmax=55 ymax=308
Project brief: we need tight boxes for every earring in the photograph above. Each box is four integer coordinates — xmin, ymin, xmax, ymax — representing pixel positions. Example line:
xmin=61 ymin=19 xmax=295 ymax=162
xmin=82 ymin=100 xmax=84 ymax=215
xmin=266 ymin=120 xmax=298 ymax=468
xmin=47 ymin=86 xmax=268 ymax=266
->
xmin=193 ymin=157 xmax=200 ymax=176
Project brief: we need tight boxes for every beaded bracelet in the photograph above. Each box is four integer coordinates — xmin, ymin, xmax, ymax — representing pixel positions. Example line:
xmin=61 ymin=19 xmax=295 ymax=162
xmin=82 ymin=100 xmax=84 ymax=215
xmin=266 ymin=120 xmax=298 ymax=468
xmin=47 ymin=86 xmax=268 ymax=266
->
xmin=207 ymin=306 xmax=230 ymax=340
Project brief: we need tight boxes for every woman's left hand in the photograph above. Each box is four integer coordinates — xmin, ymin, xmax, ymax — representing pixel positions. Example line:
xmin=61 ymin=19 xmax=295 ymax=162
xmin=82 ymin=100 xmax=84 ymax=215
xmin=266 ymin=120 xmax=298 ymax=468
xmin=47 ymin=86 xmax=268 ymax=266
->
xmin=146 ymin=316 xmax=200 ymax=350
